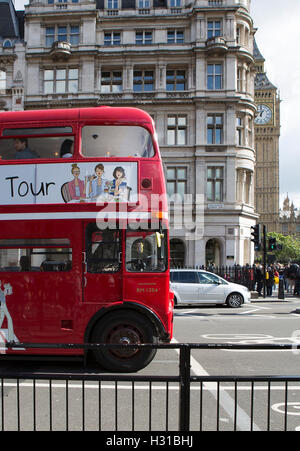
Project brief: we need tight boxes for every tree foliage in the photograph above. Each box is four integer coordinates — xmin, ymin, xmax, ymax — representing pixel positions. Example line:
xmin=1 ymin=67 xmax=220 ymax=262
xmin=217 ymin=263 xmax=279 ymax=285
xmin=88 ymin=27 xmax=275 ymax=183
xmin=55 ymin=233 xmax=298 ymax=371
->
xmin=267 ymin=232 xmax=300 ymax=263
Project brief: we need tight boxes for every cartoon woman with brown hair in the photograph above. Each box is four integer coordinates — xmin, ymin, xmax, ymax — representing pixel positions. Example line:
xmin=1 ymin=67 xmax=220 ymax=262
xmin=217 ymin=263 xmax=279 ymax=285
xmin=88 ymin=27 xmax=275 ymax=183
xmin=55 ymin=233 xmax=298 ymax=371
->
xmin=68 ymin=164 xmax=86 ymax=200
xmin=88 ymin=163 xmax=107 ymax=200
xmin=109 ymin=166 xmax=127 ymax=200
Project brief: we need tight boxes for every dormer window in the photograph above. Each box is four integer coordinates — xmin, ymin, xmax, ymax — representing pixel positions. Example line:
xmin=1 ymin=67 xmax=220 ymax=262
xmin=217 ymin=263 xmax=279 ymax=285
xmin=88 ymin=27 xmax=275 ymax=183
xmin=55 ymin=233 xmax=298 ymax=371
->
xmin=3 ymin=40 xmax=13 ymax=49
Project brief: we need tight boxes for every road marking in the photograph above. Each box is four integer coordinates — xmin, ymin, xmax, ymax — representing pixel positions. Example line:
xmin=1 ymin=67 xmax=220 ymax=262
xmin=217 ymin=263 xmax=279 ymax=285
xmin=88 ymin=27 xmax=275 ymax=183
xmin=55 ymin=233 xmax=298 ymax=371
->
xmin=272 ymin=403 xmax=300 ymax=416
xmin=172 ymin=338 xmax=260 ymax=431
xmin=174 ymin=310 xmax=197 ymax=316
xmin=0 ymin=382 xmax=299 ymax=391
xmin=238 ymin=307 xmax=271 ymax=315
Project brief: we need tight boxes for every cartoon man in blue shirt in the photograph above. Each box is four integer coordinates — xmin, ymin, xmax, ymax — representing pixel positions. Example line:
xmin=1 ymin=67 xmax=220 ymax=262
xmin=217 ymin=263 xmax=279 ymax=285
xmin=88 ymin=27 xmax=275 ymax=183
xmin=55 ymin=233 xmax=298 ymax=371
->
xmin=0 ymin=282 xmax=18 ymax=343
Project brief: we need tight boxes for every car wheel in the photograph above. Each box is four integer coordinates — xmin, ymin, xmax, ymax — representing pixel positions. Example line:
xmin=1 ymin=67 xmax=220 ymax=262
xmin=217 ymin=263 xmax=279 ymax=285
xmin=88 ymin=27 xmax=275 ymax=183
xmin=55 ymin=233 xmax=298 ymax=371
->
xmin=226 ymin=293 xmax=243 ymax=308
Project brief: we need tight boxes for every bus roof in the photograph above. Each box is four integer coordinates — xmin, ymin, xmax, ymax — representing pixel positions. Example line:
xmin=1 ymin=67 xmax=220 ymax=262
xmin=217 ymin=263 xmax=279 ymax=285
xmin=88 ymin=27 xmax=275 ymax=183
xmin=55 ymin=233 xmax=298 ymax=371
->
xmin=0 ymin=107 xmax=154 ymax=126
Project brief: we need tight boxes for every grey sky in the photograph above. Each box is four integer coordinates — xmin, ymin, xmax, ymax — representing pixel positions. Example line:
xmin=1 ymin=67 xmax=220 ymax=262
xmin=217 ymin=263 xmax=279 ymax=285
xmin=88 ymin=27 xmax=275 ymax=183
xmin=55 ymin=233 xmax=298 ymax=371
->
xmin=251 ymin=0 xmax=300 ymax=208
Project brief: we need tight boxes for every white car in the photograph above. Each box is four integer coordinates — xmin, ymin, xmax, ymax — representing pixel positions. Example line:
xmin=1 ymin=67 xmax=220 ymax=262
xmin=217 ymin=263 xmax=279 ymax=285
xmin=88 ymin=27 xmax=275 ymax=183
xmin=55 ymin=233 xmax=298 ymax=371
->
xmin=170 ymin=269 xmax=251 ymax=308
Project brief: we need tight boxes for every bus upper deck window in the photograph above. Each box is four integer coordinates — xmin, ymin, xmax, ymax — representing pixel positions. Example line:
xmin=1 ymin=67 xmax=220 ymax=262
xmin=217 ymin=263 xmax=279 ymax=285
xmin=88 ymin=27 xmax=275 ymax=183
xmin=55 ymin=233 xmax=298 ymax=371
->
xmin=81 ymin=126 xmax=154 ymax=158
xmin=0 ymin=127 xmax=74 ymax=160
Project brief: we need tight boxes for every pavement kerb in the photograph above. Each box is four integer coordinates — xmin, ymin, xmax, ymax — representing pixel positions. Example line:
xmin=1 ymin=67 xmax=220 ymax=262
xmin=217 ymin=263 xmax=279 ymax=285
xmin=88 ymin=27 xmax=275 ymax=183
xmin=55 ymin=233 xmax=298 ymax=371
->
xmin=250 ymin=294 xmax=300 ymax=303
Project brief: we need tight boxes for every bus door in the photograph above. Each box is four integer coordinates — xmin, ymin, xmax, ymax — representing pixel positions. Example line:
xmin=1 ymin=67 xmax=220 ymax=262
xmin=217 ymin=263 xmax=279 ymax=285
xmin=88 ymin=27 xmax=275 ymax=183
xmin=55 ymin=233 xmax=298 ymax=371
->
xmin=83 ymin=223 xmax=122 ymax=304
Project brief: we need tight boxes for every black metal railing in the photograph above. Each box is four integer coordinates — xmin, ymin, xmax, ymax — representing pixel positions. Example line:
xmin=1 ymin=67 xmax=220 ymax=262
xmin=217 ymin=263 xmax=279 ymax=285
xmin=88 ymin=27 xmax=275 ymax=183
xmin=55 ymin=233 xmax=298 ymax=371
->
xmin=0 ymin=342 xmax=300 ymax=431
xmin=170 ymin=264 xmax=258 ymax=290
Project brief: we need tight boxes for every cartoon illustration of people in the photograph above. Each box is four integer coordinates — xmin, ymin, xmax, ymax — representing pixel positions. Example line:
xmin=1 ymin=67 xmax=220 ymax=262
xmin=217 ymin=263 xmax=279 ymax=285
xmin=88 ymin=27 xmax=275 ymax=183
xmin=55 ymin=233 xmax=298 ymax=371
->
xmin=60 ymin=163 xmax=132 ymax=203
xmin=0 ymin=282 xmax=18 ymax=343
xmin=68 ymin=163 xmax=86 ymax=200
xmin=109 ymin=166 xmax=127 ymax=200
xmin=87 ymin=164 xmax=107 ymax=201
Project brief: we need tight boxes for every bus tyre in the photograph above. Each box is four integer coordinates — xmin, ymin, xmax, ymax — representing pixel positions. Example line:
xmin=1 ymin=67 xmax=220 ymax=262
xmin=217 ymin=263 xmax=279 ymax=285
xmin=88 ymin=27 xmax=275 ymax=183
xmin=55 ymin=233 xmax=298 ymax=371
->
xmin=92 ymin=311 xmax=158 ymax=372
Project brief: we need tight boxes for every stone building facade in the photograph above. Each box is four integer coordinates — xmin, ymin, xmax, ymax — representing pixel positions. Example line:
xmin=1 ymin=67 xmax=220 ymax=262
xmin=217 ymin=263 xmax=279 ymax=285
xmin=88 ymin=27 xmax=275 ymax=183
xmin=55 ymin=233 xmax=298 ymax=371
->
xmin=1 ymin=0 xmax=258 ymax=266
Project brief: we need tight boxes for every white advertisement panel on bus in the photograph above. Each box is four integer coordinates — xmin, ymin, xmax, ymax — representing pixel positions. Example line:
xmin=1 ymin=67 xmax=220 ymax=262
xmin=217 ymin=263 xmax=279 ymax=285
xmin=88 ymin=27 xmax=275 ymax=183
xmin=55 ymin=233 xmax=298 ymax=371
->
xmin=0 ymin=162 xmax=138 ymax=205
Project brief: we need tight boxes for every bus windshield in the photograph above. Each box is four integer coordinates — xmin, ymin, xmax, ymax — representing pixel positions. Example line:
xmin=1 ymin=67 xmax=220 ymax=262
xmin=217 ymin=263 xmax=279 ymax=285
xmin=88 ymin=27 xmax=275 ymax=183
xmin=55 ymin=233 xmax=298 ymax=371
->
xmin=126 ymin=230 xmax=167 ymax=273
xmin=82 ymin=126 xmax=154 ymax=158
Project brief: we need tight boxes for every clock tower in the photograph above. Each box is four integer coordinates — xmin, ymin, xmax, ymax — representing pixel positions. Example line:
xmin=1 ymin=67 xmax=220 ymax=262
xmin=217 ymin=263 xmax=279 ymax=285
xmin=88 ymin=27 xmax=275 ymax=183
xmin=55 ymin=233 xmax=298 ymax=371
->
xmin=254 ymin=39 xmax=280 ymax=232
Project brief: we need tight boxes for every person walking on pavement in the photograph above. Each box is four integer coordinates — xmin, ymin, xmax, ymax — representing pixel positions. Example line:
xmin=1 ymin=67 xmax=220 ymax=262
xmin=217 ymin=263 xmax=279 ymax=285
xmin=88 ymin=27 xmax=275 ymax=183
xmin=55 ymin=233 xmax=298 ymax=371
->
xmin=266 ymin=266 xmax=274 ymax=297
xmin=295 ymin=266 xmax=300 ymax=296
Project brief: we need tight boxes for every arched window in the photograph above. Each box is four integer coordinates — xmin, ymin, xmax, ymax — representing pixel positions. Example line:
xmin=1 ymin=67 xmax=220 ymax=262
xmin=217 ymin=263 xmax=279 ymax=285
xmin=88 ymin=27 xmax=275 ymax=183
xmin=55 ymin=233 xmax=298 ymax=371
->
xmin=170 ymin=238 xmax=185 ymax=268
xmin=0 ymin=70 xmax=6 ymax=94
xmin=205 ymin=239 xmax=222 ymax=267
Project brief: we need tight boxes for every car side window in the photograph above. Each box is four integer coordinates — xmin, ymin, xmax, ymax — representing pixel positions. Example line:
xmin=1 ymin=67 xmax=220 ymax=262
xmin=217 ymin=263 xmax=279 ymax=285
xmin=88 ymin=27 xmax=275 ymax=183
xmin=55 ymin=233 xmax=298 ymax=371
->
xmin=178 ymin=272 xmax=198 ymax=283
xmin=198 ymin=272 xmax=220 ymax=284
xmin=198 ymin=273 xmax=212 ymax=284
xmin=170 ymin=272 xmax=179 ymax=282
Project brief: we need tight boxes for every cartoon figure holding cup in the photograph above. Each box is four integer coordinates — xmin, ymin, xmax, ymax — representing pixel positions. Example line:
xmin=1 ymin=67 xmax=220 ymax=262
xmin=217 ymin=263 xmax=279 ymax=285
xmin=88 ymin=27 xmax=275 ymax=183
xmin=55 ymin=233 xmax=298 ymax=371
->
xmin=87 ymin=164 xmax=107 ymax=201
xmin=109 ymin=166 xmax=127 ymax=200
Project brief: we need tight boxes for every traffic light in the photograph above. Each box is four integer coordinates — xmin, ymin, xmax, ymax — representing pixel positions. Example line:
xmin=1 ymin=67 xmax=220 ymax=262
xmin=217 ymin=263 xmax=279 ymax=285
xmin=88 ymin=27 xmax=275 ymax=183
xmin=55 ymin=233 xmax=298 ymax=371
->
xmin=268 ymin=237 xmax=277 ymax=251
xmin=251 ymin=224 xmax=261 ymax=250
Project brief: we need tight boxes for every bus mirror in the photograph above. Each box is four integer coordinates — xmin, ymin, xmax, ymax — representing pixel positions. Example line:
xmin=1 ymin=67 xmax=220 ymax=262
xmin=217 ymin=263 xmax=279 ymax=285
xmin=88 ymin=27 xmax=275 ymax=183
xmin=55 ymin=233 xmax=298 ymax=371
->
xmin=156 ymin=232 xmax=164 ymax=248
xmin=137 ymin=242 xmax=144 ymax=254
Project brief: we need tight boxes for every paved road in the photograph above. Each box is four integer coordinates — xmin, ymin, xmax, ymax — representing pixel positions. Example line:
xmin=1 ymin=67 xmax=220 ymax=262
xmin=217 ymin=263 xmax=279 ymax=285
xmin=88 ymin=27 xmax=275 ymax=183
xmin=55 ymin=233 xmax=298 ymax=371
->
xmin=0 ymin=296 xmax=300 ymax=431
xmin=169 ymin=296 xmax=300 ymax=431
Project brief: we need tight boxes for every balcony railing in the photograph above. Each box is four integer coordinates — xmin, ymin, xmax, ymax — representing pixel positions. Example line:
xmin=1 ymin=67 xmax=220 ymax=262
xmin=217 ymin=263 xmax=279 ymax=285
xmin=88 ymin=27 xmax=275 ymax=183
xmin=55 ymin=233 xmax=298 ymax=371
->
xmin=205 ymin=36 xmax=228 ymax=53
xmin=50 ymin=41 xmax=72 ymax=60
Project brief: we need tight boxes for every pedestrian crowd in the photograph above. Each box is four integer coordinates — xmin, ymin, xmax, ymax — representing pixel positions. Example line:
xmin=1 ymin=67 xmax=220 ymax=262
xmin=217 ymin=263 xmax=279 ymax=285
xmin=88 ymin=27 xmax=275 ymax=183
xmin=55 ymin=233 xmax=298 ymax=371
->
xmin=254 ymin=262 xmax=300 ymax=297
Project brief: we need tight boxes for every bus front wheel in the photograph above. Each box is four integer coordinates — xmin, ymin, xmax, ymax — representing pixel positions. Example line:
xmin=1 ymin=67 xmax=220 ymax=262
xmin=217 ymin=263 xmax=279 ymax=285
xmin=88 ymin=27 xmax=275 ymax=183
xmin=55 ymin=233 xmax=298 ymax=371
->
xmin=92 ymin=311 xmax=157 ymax=372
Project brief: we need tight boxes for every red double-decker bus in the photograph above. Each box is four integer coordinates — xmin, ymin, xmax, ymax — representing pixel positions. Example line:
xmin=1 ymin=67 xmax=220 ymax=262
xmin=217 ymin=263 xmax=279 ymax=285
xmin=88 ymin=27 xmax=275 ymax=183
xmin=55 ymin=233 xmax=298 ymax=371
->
xmin=0 ymin=106 xmax=173 ymax=372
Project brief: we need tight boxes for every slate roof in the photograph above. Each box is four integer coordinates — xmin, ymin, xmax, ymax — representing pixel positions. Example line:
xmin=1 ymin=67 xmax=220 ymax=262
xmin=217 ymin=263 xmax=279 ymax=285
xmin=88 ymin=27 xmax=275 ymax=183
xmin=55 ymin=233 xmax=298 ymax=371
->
xmin=255 ymin=72 xmax=277 ymax=90
xmin=253 ymin=38 xmax=277 ymax=91
xmin=0 ymin=0 xmax=22 ymax=40
xmin=253 ymin=38 xmax=265 ymax=62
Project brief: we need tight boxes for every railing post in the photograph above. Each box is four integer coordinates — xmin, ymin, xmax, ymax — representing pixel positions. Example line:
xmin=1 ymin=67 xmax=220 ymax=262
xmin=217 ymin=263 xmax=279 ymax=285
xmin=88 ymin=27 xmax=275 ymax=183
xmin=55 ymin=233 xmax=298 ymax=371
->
xmin=179 ymin=344 xmax=191 ymax=431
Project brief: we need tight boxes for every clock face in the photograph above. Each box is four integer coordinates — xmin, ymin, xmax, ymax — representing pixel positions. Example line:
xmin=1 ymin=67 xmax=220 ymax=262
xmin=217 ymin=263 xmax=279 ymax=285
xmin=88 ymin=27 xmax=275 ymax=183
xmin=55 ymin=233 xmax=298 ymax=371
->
xmin=255 ymin=104 xmax=272 ymax=125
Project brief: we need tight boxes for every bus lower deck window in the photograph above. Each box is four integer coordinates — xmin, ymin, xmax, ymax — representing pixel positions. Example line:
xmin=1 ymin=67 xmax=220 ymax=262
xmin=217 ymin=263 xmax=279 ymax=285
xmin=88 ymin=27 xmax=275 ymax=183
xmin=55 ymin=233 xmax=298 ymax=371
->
xmin=0 ymin=239 xmax=72 ymax=272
